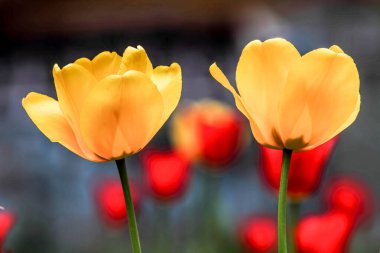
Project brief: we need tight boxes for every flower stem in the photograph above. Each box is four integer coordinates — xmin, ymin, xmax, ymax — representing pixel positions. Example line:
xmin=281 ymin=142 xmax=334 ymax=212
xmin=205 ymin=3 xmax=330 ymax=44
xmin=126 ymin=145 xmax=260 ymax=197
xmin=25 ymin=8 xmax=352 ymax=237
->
xmin=278 ymin=149 xmax=293 ymax=253
xmin=288 ymin=201 xmax=300 ymax=253
xmin=116 ymin=158 xmax=142 ymax=253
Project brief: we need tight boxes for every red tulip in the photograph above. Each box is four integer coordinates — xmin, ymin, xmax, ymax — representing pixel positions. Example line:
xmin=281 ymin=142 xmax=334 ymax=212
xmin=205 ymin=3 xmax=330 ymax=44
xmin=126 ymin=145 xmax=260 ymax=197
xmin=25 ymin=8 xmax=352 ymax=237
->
xmin=297 ymin=177 xmax=373 ymax=253
xmin=199 ymin=111 xmax=244 ymax=167
xmin=95 ymin=179 xmax=140 ymax=226
xmin=142 ymin=150 xmax=190 ymax=201
xmin=171 ymin=99 xmax=245 ymax=168
xmin=296 ymin=210 xmax=354 ymax=253
xmin=260 ymin=137 xmax=337 ymax=199
xmin=0 ymin=210 xmax=15 ymax=250
xmin=325 ymin=177 xmax=373 ymax=224
xmin=238 ymin=216 xmax=277 ymax=253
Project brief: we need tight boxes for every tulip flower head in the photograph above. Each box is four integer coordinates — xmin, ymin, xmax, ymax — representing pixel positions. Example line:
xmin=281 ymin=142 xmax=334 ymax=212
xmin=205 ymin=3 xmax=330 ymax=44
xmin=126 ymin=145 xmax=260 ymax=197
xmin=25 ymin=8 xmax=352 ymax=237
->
xmin=210 ymin=38 xmax=360 ymax=151
xmin=325 ymin=177 xmax=373 ymax=223
xmin=142 ymin=149 xmax=190 ymax=201
xmin=238 ymin=216 xmax=277 ymax=253
xmin=296 ymin=177 xmax=373 ymax=253
xmin=95 ymin=178 xmax=140 ymax=226
xmin=22 ymin=46 xmax=182 ymax=161
xmin=0 ymin=210 xmax=15 ymax=250
xmin=296 ymin=210 xmax=354 ymax=253
xmin=260 ymin=137 xmax=337 ymax=200
xmin=171 ymin=99 xmax=245 ymax=167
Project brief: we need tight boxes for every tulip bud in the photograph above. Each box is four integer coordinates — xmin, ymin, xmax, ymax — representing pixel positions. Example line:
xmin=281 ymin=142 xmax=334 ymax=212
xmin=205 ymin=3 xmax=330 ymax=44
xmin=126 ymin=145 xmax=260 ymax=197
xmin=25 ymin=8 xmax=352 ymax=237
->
xmin=260 ymin=137 xmax=337 ymax=200
xmin=238 ymin=216 xmax=277 ymax=253
xmin=171 ymin=99 xmax=245 ymax=169
xmin=142 ymin=149 xmax=190 ymax=201
xmin=94 ymin=179 xmax=140 ymax=227
xmin=0 ymin=210 xmax=15 ymax=251
xmin=325 ymin=177 xmax=374 ymax=224
xmin=296 ymin=210 xmax=354 ymax=253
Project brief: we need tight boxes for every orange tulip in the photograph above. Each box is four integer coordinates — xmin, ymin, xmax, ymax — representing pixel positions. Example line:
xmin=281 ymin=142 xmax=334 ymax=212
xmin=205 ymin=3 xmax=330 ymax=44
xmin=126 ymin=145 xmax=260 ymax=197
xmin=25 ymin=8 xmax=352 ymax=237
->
xmin=22 ymin=46 xmax=181 ymax=161
xmin=210 ymin=38 xmax=360 ymax=151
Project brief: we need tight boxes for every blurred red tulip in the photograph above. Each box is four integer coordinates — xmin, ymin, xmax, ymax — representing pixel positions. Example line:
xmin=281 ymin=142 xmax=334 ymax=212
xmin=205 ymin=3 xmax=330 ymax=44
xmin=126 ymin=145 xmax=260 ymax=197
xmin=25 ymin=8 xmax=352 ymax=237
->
xmin=199 ymin=111 xmax=244 ymax=167
xmin=296 ymin=210 xmax=354 ymax=253
xmin=142 ymin=150 xmax=190 ymax=201
xmin=171 ymin=99 xmax=246 ymax=169
xmin=297 ymin=176 xmax=374 ymax=253
xmin=239 ymin=216 xmax=277 ymax=253
xmin=0 ymin=210 xmax=15 ymax=250
xmin=325 ymin=177 xmax=373 ymax=223
xmin=260 ymin=137 xmax=337 ymax=200
xmin=95 ymin=179 xmax=140 ymax=227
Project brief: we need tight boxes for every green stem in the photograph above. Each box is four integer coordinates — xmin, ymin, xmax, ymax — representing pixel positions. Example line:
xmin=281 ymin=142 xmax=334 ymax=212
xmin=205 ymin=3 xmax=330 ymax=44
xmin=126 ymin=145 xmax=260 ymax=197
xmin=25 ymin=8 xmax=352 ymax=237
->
xmin=278 ymin=149 xmax=293 ymax=253
xmin=288 ymin=201 xmax=300 ymax=253
xmin=116 ymin=159 xmax=142 ymax=253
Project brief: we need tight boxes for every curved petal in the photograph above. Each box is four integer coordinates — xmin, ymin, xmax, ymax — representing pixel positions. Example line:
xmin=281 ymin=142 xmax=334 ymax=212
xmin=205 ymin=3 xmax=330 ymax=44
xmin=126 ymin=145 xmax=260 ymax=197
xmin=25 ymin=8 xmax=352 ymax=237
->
xmin=53 ymin=63 xmax=98 ymax=128
xmin=151 ymin=63 xmax=182 ymax=126
xmin=329 ymin=45 xmax=344 ymax=54
xmin=279 ymin=48 xmax=360 ymax=150
xmin=22 ymin=92 xmax=106 ymax=162
xmin=118 ymin=46 xmax=153 ymax=76
xmin=75 ymin=51 xmax=122 ymax=81
xmin=209 ymin=63 xmax=267 ymax=145
xmin=236 ymin=38 xmax=301 ymax=136
xmin=53 ymin=63 xmax=105 ymax=157
xmin=80 ymin=71 xmax=164 ymax=160
xmin=304 ymin=94 xmax=360 ymax=151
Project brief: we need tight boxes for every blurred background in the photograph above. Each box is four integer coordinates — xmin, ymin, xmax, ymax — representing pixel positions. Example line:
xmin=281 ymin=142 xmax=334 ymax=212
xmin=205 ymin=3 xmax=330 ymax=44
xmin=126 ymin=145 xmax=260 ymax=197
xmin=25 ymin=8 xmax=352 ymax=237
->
xmin=0 ymin=0 xmax=380 ymax=252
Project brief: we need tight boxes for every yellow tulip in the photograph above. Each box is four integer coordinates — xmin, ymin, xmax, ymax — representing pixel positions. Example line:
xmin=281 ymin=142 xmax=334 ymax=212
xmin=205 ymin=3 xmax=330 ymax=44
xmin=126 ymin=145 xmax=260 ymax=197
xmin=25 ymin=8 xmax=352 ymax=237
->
xmin=210 ymin=38 xmax=360 ymax=151
xmin=22 ymin=46 xmax=182 ymax=162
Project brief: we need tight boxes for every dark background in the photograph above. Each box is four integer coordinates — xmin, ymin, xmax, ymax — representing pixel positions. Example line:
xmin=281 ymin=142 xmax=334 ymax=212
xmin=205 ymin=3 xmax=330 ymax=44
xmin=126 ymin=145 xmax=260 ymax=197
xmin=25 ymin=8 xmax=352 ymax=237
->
xmin=0 ymin=0 xmax=379 ymax=252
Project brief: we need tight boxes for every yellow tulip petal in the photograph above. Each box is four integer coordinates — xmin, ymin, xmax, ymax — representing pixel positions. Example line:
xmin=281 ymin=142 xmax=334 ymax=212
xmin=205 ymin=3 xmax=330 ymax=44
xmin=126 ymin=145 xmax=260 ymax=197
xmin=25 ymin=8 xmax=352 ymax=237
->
xmin=80 ymin=71 xmax=164 ymax=160
xmin=279 ymin=48 xmax=359 ymax=150
xmin=151 ymin=63 xmax=182 ymax=126
xmin=209 ymin=63 xmax=266 ymax=145
xmin=118 ymin=46 xmax=153 ymax=76
xmin=22 ymin=92 xmax=106 ymax=162
xmin=329 ymin=45 xmax=344 ymax=54
xmin=75 ymin=51 xmax=122 ymax=81
xmin=53 ymin=63 xmax=97 ymax=128
xmin=53 ymin=63 xmax=112 ymax=159
xmin=236 ymin=38 xmax=301 ymax=140
xmin=305 ymin=94 xmax=360 ymax=151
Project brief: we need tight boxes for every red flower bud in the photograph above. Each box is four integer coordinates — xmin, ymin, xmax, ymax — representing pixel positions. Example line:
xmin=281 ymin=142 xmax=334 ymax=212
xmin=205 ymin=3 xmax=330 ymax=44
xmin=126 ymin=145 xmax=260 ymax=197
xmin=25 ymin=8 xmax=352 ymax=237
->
xmin=260 ymin=137 xmax=337 ymax=200
xmin=94 ymin=179 xmax=140 ymax=227
xmin=142 ymin=149 xmax=190 ymax=201
xmin=0 ymin=210 xmax=15 ymax=250
xmin=296 ymin=210 xmax=354 ymax=253
xmin=238 ymin=216 xmax=277 ymax=253
xmin=171 ymin=100 xmax=246 ymax=169
xmin=325 ymin=177 xmax=374 ymax=224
